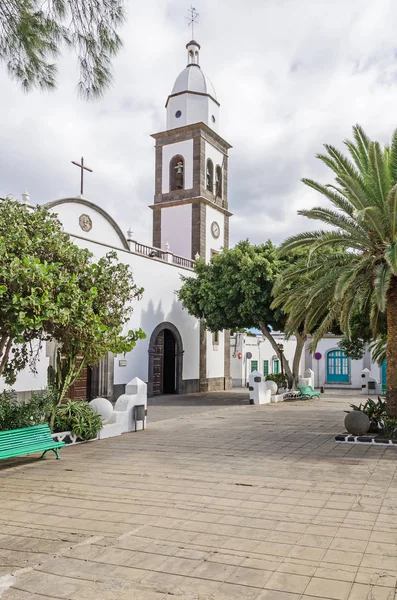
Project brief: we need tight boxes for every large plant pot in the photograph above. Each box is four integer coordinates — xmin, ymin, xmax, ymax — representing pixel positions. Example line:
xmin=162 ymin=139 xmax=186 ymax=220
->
xmin=344 ymin=411 xmax=370 ymax=436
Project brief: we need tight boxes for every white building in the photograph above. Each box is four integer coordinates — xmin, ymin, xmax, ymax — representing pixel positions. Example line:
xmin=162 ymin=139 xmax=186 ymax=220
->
xmin=1 ymin=38 xmax=232 ymax=401
xmin=231 ymin=332 xmax=386 ymax=392
xmin=2 ymin=38 xmax=387 ymax=401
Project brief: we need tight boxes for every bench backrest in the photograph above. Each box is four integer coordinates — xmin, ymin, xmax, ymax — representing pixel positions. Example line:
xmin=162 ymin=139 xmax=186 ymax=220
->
xmin=298 ymin=386 xmax=314 ymax=394
xmin=0 ymin=424 xmax=53 ymax=451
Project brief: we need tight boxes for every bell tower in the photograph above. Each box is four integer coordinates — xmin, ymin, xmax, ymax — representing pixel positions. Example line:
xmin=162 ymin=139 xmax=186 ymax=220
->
xmin=150 ymin=39 xmax=232 ymax=263
xmin=150 ymin=36 xmax=232 ymax=393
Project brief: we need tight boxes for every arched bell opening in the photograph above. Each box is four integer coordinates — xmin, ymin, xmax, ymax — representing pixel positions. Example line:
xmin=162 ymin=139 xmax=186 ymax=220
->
xmin=169 ymin=155 xmax=185 ymax=191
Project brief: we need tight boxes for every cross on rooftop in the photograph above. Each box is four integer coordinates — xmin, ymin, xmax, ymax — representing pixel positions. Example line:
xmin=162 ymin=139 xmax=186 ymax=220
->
xmin=71 ymin=157 xmax=93 ymax=196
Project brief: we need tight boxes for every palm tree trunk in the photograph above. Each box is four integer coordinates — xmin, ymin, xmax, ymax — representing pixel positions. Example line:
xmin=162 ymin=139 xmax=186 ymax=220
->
xmin=386 ymin=275 xmax=397 ymax=417
xmin=292 ymin=332 xmax=307 ymax=389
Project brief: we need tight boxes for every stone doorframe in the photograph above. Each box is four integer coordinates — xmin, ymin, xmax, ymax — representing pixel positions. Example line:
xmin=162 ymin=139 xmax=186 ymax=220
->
xmin=148 ymin=322 xmax=184 ymax=396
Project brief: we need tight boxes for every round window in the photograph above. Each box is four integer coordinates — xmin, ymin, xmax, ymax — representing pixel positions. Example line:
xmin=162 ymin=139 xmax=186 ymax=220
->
xmin=175 ymin=110 xmax=182 ymax=118
xmin=211 ymin=115 xmax=216 ymax=123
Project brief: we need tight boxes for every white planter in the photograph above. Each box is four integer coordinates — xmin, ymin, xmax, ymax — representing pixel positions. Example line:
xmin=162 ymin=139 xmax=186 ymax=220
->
xmin=51 ymin=431 xmax=98 ymax=445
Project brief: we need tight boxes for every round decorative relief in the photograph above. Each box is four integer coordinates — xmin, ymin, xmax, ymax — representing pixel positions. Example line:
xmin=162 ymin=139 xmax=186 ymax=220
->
xmin=79 ymin=213 xmax=92 ymax=232
xmin=175 ymin=110 xmax=182 ymax=118
xmin=211 ymin=221 xmax=220 ymax=239
xmin=211 ymin=115 xmax=216 ymax=123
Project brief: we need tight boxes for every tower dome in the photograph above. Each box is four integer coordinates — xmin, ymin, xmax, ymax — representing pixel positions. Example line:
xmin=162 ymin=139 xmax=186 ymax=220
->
xmin=166 ymin=40 xmax=220 ymax=132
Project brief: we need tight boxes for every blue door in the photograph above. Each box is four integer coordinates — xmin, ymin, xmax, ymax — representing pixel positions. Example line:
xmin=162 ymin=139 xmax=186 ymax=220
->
xmin=327 ymin=350 xmax=350 ymax=383
xmin=381 ymin=360 xmax=386 ymax=394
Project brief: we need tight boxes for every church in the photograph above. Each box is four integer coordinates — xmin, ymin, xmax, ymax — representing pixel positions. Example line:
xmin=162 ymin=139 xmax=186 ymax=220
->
xmin=3 ymin=38 xmax=233 ymax=401
xmin=2 ymin=38 xmax=386 ymax=401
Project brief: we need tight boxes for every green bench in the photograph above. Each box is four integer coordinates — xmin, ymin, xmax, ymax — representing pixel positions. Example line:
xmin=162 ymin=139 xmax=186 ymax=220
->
xmin=0 ymin=424 xmax=65 ymax=461
xmin=298 ymin=385 xmax=321 ymax=399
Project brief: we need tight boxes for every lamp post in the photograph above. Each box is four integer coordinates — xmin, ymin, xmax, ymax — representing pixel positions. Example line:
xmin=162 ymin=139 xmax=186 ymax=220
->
xmin=277 ymin=343 xmax=284 ymax=377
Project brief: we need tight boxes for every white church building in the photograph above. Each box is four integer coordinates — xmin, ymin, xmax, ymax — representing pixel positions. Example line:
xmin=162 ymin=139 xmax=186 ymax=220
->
xmin=2 ymin=38 xmax=233 ymax=401
xmin=2 ymin=38 xmax=386 ymax=401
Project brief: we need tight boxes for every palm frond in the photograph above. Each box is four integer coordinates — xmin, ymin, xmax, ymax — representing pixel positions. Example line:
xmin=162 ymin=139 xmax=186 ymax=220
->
xmin=387 ymin=184 xmax=397 ymax=239
xmin=297 ymin=207 xmax=369 ymax=242
xmin=370 ymin=334 xmax=387 ymax=365
xmin=302 ymin=179 xmax=355 ymax=216
xmin=367 ymin=141 xmax=391 ymax=207
xmin=352 ymin=124 xmax=371 ymax=173
xmin=388 ymin=129 xmax=397 ymax=185
xmin=374 ymin=262 xmax=391 ymax=312
xmin=344 ymin=139 xmax=365 ymax=174
xmin=324 ymin=144 xmax=363 ymax=182
xmin=278 ymin=231 xmax=323 ymax=256
xmin=385 ymin=244 xmax=397 ymax=275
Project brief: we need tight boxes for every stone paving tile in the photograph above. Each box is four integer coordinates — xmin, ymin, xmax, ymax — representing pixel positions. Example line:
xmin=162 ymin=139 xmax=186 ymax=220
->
xmin=304 ymin=576 xmax=353 ymax=599
xmin=1 ymin=394 xmax=397 ymax=600
xmin=263 ymin=571 xmax=311 ymax=594
xmin=348 ymin=583 xmax=395 ymax=599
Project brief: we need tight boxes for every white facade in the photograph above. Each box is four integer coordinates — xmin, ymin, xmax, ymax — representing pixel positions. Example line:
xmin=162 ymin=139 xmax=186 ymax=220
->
xmin=231 ymin=333 xmax=301 ymax=388
xmin=161 ymin=204 xmax=192 ymax=257
xmin=232 ymin=332 xmax=385 ymax=392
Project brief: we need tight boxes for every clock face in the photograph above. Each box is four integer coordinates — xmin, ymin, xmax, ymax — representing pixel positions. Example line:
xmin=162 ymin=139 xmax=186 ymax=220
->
xmin=211 ymin=221 xmax=220 ymax=239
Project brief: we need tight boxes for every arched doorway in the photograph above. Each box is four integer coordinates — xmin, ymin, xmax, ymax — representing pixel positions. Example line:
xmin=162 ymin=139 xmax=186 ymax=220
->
xmin=326 ymin=349 xmax=350 ymax=383
xmin=148 ymin=322 xmax=183 ymax=396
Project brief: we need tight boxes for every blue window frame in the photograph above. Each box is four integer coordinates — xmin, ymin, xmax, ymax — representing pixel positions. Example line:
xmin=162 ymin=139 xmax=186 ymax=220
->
xmin=273 ymin=360 xmax=279 ymax=375
xmin=327 ymin=350 xmax=350 ymax=383
xmin=263 ymin=360 xmax=269 ymax=377
xmin=381 ymin=359 xmax=386 ymax=394
xmin=251 ymin=360 xmax=258 ymax=372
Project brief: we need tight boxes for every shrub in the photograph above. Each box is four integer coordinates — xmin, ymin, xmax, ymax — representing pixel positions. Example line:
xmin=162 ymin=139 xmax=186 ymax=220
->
xmin=266 ymin=373 xmax=288 ymax=391
xmin=380 ymin=418 xmax=397 ymax=439
xmin=0 ymin=389 xmax=53 ymax=431
xmin=346 ymin=397 xmax=386 ymax=430
xmin=54 ymin=400 xmax=103 ymax=440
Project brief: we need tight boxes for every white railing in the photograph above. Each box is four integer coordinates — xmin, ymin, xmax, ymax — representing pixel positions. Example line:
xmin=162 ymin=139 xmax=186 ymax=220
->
xmin=128 ymin=241 xmax=194 ymax=270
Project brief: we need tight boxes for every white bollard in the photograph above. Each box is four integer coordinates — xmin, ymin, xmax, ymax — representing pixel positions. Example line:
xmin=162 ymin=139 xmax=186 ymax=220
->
xmin=249 ymin=371 xmax=271 ymax=405
xmin=361 ymin=368 xmax=371 ymax=395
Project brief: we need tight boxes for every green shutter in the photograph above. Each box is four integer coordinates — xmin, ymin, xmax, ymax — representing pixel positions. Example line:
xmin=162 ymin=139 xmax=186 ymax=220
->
xmin=263 ymin=360 xmax=269 ymax=376
xmin=251 ymin=360 xmax=258 ymax=372
xmin=273 ymin=360 xmax=279 ymax=374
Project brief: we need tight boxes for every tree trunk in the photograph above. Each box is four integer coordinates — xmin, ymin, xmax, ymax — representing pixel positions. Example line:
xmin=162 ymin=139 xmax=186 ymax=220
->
xmin=258 ymin=321 xmax=293 ymax=388
xmin=48 ymin=348 xmax=86 ymax=429
xmin=386 ymin=276 xmax=397 ymax=417
xmin=292 ymin=332 xmax=307 ymax=389
xmin=0 ymin=336 xmax=11 ymax=377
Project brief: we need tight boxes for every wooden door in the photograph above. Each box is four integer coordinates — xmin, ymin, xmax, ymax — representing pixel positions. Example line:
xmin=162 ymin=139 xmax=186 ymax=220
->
xmin=65 ymin=361 xmax=88 ymax=401
xmin=152 ymin=331 xmax=164 ymax=395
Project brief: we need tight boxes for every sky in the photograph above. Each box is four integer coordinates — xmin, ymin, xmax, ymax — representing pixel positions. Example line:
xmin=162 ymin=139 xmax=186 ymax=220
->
xmin=1 ymin=0 xmax=397 ymax=248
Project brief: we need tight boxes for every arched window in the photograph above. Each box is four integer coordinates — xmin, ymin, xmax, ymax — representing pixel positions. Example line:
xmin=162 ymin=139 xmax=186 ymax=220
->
xmin=206 ymin=159 xmax=214 ymax=193
xmin=215 ymin=165 xmax=222 ymax=199
xmin=169 ymin=155 xmax=184 ymax=191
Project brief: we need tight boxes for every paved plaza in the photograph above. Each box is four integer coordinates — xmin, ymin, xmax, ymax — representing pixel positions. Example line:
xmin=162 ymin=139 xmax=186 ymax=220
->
xmin=1 ymin=392 xmax=397 ymax=600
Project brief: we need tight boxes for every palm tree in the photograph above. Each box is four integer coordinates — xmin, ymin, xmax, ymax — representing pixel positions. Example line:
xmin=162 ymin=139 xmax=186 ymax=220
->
xmin=278 ymin=125 xmax=397 ymax=417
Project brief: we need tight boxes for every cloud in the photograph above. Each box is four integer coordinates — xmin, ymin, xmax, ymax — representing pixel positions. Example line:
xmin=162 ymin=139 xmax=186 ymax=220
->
xmin=1 ymin=0 xmax=397 ymax=250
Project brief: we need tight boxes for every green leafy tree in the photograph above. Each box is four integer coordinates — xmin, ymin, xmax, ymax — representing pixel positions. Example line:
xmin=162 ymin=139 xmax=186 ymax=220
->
xmin=0 ymin=197 xmax=144 ymax=426
xmin=0 ymin=0 xmax=125 ymax=98
xmin=47 ymin=250 xmax=145 ymax=426
xmin=178 ymin=240 xmax=307 ymax=388
xmin=279 ymin=125 xmax=397 ymax=417
xmin=0 ymin=197 xmax=90 ymax=382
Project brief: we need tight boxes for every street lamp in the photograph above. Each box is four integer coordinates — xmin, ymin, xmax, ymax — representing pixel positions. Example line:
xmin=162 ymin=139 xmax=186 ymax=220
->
xmin=277 ymin=343 xmax=284 ymax=377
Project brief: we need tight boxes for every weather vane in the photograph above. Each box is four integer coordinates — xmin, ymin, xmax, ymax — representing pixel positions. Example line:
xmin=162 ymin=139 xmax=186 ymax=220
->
xmin=186 ymin=6 xmax=199 ymax=39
